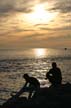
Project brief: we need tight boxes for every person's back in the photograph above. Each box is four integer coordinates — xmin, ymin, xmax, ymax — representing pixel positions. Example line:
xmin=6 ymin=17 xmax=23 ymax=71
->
xmin=23 ymin=74 xmax=40 ymax=88
xmin=46 ymin=62 xmax=62 ymax=86
xmin=28 ymin=76 xmax=40 ymax=88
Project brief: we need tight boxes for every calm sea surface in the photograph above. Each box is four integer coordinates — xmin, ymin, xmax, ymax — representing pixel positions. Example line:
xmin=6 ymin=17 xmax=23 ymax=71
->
xmin=0 ymin=48 xmax=71 ymax=105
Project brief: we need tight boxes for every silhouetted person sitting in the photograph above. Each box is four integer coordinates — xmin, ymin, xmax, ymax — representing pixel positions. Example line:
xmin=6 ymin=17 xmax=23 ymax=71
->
xmin=11 ymin=74 xmax=40 ymax=99
xmin=46 ymin=62 xmax=62 ymax=87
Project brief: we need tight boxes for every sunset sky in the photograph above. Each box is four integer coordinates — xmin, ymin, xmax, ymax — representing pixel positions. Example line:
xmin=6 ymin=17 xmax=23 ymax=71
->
xmin=0 ymin=0 xmax=71 ymax=49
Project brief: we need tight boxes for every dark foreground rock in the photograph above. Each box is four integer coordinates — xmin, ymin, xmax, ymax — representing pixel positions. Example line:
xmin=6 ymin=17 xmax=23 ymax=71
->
xmin=0 ymin=83 xmax=71 ymax=108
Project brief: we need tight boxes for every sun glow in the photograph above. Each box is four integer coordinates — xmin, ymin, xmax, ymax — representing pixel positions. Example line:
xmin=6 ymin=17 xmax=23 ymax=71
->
xmin=25 ymin=4 xmax=58 ymax=24
xmin=34 ymin=48 xmax=47 ymax=57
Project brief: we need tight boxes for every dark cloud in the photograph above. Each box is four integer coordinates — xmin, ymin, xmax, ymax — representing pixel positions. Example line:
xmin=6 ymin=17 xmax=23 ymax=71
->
xmin=49 ymin=0 xmax=71 ymax=13
xmin=48 ymin=35 xmax=71 ymax=40
xmin=39 ymin=0 xmax=54 ymax=3
xmin=0 ymin=0 xmax=15 ymax=13
xmin=13 ymin=28 xmax=35 ymax=33
xmin=40 ymin=26 xmax=71 ymax=31
xmin=0 ymin=0 xmax=34 ymax=16
xmin=0 ymin=4 xmax=14 ymax=13
xmin=15 ymin=8 xmax=32 ymax=13
xmin=0 ymin=0 xmax=71 ymax=16
xmin=35 ymin=24 xmax=48 ymax=26
xmin=14 ymin=0 xmax=34 ymax=13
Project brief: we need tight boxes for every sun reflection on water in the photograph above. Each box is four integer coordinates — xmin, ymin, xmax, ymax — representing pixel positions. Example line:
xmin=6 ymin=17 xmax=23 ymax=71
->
xmin=34 ymin=48 xmax=47 ymax=57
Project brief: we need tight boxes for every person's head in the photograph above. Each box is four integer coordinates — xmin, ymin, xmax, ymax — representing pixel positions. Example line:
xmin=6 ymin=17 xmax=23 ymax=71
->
xmin=23 ymin=74 xmax=29 ymax=81
xmin=52 ymin=62 xmax=57 ymax=68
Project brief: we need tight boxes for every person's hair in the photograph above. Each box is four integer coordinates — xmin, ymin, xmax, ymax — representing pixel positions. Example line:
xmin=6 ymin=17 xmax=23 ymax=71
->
xmin=52 ymin=62 xmax=57 ymax=67
xmin=23 ymin=73 xmax=29 ymax=79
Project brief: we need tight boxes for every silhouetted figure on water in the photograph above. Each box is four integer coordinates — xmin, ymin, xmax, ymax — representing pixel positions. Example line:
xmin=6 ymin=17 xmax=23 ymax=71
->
xmin=46 ymin=62 xmax=62 ymax=87
xmin=11 ymin=74 xmax=40 ymax=99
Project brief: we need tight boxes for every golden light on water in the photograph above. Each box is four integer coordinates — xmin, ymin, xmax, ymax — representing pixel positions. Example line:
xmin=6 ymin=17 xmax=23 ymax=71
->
xmin=34 ymin=48 xmax=47 ymax=57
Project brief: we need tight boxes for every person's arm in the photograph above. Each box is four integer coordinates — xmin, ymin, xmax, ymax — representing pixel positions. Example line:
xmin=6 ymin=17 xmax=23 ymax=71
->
xmin=13 ymin=82 xmax=28 ymax=98
xmin=46 ymin=70 xmax=52 ymax=78
xmin=24 ymin=81 xmax=28 ymax=87
xmin=58 ymin=68 xmax=62 ymax=81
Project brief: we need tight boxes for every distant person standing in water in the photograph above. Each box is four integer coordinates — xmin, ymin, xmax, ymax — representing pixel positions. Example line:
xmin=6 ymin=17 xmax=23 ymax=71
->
xmin=46 ymin=62 xmax=62 ymax=87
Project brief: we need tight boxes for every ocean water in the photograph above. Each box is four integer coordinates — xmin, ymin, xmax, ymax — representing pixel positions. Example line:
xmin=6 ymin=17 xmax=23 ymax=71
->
xmin=0 ymin=48 xmax=71 ymax=105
